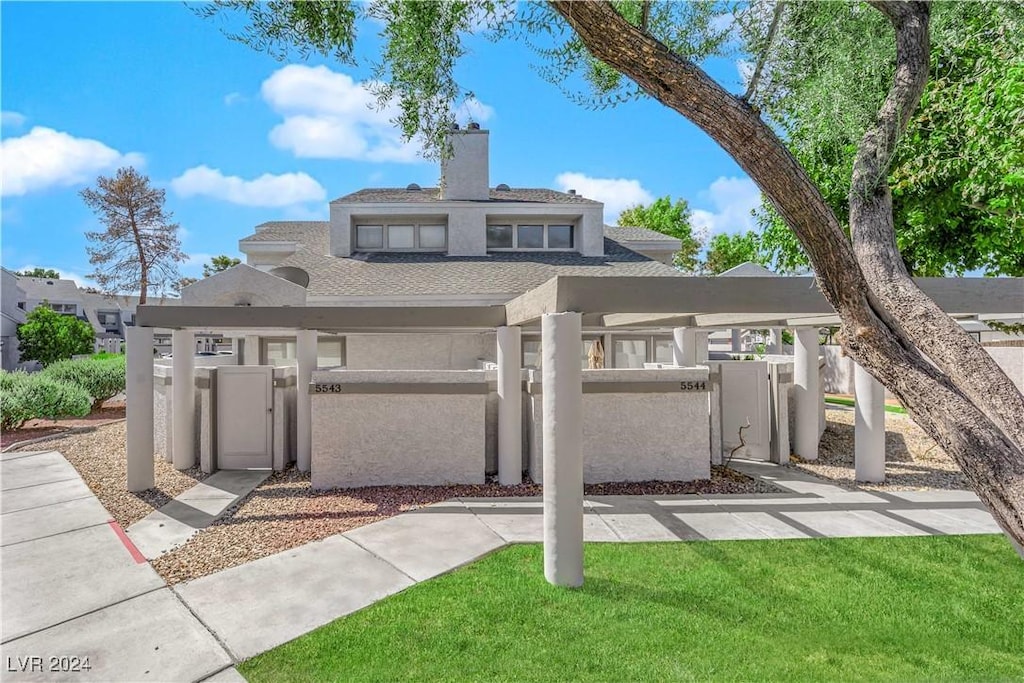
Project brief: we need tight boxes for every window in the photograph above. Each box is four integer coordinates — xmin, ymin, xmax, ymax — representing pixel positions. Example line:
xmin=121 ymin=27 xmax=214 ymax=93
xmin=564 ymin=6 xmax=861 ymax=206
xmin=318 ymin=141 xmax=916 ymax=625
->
xmin=487 ymin=222 xmax=576 ymax=251
xmin=614 ymin=339 xmax=648 ymax=369
xmin=355 ymin=223 xmax=447 ymax=252
xmin=356 ymin=225 xmax=384 ymax=249
xmin=487 ymin=225 xmax=513 ymax=249
xmin=317 ymin=338 xmax=345 ymax=367
xmin=654 ymin=339 xmax=674 ymax=364
xmin=263 ymin=337 xmax=347 ymax=368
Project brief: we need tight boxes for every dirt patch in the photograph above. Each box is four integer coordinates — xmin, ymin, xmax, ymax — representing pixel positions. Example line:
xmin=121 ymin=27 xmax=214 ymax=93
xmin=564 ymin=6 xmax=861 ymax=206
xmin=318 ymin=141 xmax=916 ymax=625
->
xmin=1 ymin=404 xmax=126 ymax=450
xmin=790 ymin=407 xmax=964 ymax=490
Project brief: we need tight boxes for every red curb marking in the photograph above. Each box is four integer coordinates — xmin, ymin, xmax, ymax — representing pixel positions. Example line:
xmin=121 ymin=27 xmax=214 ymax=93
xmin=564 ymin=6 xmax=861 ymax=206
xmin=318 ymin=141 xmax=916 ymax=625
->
xmin=108 ymin=519 xmax=146 ymax=564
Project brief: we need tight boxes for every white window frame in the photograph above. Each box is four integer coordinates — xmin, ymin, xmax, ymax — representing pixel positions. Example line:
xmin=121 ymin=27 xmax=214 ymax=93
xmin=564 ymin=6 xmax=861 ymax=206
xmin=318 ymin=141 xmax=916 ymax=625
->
xmin=355 ymin=222 xmax=448 ymax=252
xmin=486 ymin=221 xmax=576 ymax=252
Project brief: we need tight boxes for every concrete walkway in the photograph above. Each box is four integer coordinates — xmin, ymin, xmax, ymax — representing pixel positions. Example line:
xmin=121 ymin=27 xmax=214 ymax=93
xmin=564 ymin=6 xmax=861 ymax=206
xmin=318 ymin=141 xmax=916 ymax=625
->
xmin=174 ymin=458 xmax=1000 ymax=663
xmin=127 ymin=470 xmax=270 ymax=560
xmin=1 ymin=449 xmax=237 ymax=682
xmin=1 ymin=450 xmax=1002 ymax=680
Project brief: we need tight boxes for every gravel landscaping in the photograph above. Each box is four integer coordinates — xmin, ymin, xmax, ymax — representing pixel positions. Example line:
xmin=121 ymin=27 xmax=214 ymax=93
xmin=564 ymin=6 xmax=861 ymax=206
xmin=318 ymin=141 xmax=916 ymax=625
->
xmin=152 ymin=465 xmax=779 ymax=584
xmin=790 ymin=407 xmax=965 ymax=491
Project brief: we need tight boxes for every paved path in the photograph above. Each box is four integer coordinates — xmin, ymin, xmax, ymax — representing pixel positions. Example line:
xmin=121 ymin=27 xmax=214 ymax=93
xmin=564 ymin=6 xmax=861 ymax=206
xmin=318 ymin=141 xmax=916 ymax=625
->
xmin=1 ymin=450 xmax=1002 ymax=681
xmin=127 ymin=470 xmax=270 ymax=560
xmin=1 ymin=450 xmax=238 ymax=682
xmin=174 ymin=458 xmax=1000 ymax=663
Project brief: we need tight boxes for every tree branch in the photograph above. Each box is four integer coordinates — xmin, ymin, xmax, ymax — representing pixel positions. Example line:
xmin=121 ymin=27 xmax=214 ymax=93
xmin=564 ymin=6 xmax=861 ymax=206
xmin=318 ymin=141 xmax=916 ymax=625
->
xmin=742 ymin=1 xmax=785 ymax=102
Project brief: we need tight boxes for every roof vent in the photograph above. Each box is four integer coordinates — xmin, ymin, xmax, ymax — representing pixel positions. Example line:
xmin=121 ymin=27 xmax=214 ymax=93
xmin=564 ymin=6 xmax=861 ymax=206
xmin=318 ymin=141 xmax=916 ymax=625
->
xmin=467 ymin=122 xmax=481 ymax=130
xmin=496 ymin=183 xmax=510 ymax=191
xmin=406 ymin=183 xmax=421 ymax=191
xmin=568 ymin=189 xmax=577 ymax=196
xmin=46 ymin=280 xmax=54 ymax=285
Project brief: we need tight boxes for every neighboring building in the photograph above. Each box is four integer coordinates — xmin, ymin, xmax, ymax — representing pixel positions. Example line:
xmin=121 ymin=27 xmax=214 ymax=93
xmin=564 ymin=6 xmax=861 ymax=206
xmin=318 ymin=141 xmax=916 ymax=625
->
xmin=0 ymin=271 xmax=189 ymax=367
xmin=1 ymin=268 xmax=27 ymax=371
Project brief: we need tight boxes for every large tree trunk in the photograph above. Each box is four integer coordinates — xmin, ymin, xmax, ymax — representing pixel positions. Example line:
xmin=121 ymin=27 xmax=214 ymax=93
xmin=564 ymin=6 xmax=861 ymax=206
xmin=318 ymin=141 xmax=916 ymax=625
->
xmin=550 ymin=0 xmax=1024 ymax=551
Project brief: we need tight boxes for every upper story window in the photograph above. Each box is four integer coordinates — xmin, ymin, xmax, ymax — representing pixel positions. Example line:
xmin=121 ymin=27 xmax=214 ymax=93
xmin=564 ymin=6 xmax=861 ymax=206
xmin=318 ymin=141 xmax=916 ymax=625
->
xmin=487 ymin=222 xmax=575 ymax=251
xmin=49 ymin=303 xmax=77 ymax=315
xmin=355 ymin=223 xmax=447 ymax=252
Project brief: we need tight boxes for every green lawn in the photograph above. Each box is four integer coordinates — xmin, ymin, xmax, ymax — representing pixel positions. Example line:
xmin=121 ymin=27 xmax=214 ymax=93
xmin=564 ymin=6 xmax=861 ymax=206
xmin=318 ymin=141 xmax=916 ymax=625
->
xmin=241 ymin=536 xmax=1024 ymax=682
xmin=824 ymin=396 xmax=907 ymax=414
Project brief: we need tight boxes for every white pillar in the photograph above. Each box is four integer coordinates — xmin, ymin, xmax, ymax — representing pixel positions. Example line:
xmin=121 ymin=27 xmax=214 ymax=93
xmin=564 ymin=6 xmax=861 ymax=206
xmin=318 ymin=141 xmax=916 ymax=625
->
xmin=672 ymin=327 xmax=697 ymax=367
xmin=296 ymin=329 xmax=317 ymax=473
xmin=694 ymin=331 xmax=709 ymax=364
xmin=731 ymin=328 xmax=742 ymax=353
xmin=126 ymin=326 xmax=154 ymax=492
xmin=542 ymin=312 xmax=583 ymax=588
xmin=243 ymin=334 xmax=260 ymax=365
xmin=768 ymin=327 xmax=783 ymax=354
xmin=171 ymin=330 xmax=195 ymax=470
xmin=497 ymin=326 xmax=523 ymax=486
xmin=793 ymin=327 xmax=820 ymax=460
xmin=854 ymin=363 xmax=886 ymax=482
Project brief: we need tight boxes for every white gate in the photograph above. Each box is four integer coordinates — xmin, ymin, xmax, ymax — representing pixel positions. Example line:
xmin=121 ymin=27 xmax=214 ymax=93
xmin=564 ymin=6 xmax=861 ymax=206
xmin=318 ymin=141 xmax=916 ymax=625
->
xmin=718 ymin=361 xmax=770 ymax=461
xmin=217 ymin=366 xmax=273 ymax=469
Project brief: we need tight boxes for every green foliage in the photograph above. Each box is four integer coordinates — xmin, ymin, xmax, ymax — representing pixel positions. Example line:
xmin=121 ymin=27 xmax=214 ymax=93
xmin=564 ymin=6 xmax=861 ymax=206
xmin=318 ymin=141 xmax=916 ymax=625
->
xmin=987 ymin=321 xmax=1024 ymax=337
xmin=751 ymin=1 xmax=1024 ymax=276
xmin=17 ymin=267 xmax=61 ymax=279
xmin=16 ymin=305 xmax=95 ymax=367
xmin=618 ymin=196 xmax=703 ymax=272
xmin=0 ymin=371 xmax=92 ymax=430
xmin=241 ymin=537 xmax=1024 ymax=682
xmin=202 ymin=255 xmax=242 ymax=277
xmin=703 ymin=231 xmax=764 ymax=275
xmin=43 ymin=356 xmax=126 ymax=410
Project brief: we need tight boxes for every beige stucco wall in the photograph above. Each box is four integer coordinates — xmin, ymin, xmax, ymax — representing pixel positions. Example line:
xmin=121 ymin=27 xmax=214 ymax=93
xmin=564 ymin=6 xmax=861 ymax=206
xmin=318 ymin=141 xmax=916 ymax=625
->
xmin=528 ymin=368 xmax=712 ymax=484
xmin=310 ymin=370 xmax=488 ymax=488
xmin=345 ymin=332 xmax=496 ymax=370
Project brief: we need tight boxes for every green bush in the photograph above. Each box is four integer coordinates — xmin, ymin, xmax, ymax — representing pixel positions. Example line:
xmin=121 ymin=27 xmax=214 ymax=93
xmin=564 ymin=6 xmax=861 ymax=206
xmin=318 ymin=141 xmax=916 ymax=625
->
xmin=43 ymin=356 xmax=126 ymax=410
xmin=0 ymin=371 xmax=91 ymax=430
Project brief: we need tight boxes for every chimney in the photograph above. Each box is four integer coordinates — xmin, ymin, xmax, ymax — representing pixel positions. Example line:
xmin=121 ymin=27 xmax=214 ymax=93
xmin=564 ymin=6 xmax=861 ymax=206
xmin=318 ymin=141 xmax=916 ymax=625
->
xmin=440 ymin=125 xmax=489 ymax=200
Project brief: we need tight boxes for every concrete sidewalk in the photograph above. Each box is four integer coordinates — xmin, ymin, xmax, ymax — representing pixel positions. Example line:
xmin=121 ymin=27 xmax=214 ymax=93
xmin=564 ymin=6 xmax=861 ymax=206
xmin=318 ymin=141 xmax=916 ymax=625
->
xmin=1 ymin=450 xmax=237 ymax=683
xmin=174 ymin=458 xmax=1000 ymax=663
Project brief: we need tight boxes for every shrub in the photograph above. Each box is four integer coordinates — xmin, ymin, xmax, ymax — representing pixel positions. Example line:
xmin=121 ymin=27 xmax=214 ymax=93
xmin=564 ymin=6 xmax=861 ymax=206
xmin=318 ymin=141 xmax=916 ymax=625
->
xmin=16 ymin=305 xmax=94 ymax=366
xmin=43 ymin=356 xmax=126 ymax=410
xmin=0 ymin=371 xmax=91 ymax=430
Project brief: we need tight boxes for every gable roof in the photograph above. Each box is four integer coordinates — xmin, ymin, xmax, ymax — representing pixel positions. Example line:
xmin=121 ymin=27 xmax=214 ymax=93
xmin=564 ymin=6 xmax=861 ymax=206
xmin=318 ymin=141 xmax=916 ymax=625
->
xmin=718 ymin=262 xmax=778 ymax=277
xmin=332 ymin=187 xmax=601 ymax=205
xmin=17 ymin=276 xmax=83 ymax=302
xmin=239 ymin=221 xmax=683 ymax=300
xmin=603 ymin=226 xmax=678 ymax=242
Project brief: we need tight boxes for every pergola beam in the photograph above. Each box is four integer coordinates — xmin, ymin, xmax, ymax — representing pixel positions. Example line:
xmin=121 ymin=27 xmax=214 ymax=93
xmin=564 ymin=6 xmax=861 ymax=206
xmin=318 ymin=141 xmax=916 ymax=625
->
xmin=136 ymin=305 xmax=508 ymax=330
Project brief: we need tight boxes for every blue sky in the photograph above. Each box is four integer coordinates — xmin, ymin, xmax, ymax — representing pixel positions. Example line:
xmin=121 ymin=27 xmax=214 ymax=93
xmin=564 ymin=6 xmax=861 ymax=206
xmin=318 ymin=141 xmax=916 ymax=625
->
xmin=1 ymin=2 xmax=760 ymax=288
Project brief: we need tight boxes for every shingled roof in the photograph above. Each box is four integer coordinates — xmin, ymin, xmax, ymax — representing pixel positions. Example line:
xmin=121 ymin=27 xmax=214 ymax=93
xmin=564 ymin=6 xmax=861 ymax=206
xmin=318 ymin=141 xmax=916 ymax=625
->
xmin=332 ymin=187 xmax=601 ymax=205
xmin=240 ymin=221 xmax=683 ymax=299
xmin=603 ymin=225 xmax=679 ymax=242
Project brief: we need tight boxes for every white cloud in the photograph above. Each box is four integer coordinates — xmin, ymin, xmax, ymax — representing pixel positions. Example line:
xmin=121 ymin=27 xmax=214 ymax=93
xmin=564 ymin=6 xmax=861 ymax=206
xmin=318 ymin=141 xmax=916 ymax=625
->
xmin=1 ymin=126 xmax=144 ymax=197
xmin=170 ymin=165 xmax=326 ymax=208
xmin=2 ymin=111 xmax=27 ymax=129
xmin=224 ymin=92 xmax=245 ymax=106
xmin=689 ymin=176 xmax=762 ymax=235
xmin=554 ymin=172 xmax=653 ymax=223
xmin=261 ymin=64 xmax=494 ymax=163
xmin=736 ymin=59 xmax=755 ymax=89
xmin=455 ymin=97 xmax=495 ymax=125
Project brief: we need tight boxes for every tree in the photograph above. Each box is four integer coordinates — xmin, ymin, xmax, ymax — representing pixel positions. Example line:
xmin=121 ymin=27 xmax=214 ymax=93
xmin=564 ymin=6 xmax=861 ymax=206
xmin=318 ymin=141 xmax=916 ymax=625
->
xmin=16 ymin=305 xmax=94 ymax=366
xmin=17 ymin=267 xmax=61 ymax=279
xmin=704 ymin=231 xmax=763 ymax=275
xmin=203 ymin=255 xmax=242 ymax=278
xmin=752 ymin=2 xmax=1024 ymax=276
xmin=618 ymin=197 xmax=702 ymax=272
xmin=199 ymin=1 xmax=1024 ymax=551
xmin=81 ymin=167 xmax=187 ymax=305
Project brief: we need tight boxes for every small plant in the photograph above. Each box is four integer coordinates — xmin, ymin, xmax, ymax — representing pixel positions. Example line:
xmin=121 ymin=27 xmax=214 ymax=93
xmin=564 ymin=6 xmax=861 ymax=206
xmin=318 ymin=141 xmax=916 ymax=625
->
xmin=0 ymin=370 xmax=91 ymax=430
xmin=724 ymin=417 xmax=752 ymax=468
xmin=43 ymin=356 xmax=126 ymax=410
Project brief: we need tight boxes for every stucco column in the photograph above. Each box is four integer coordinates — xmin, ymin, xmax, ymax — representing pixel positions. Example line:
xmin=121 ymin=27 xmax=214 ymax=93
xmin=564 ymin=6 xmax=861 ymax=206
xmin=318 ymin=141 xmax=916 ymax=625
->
xmin=497 ymin=326 xmax=523 ymax=486
xmin=854 ymin=363 xmax=886 ymax=482
xmin=171 ymin=329 xmax=195 ymax=470
xmin=694 ymin=331 xmax=709 ymax=364
xmin=296 ymin=329 xmax=317 ymax=473
xmin=126 ymin=326 xmax=154 ymax=492
xmin=541 ymin=312 xmax=584 ymax=588
xmin=672 ymin=327 xmax=697 ymax=367
xmin=243 ymin=334 xmax=260 ymax=365
xmin=768 ymin=327 xmax=783 ymax=354
xmin=793 ymin=327 xmax=820 ymax=460
xmin=731 ymin=328 xmax=742 ymax=353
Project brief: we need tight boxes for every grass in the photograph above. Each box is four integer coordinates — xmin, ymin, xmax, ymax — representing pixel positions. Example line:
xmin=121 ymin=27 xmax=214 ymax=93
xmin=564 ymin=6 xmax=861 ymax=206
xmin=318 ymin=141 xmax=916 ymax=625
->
xmin=240 ymin=536 xmax=1024 ymax=682
xmin=825 ymin=396 xmax=907 ymax=414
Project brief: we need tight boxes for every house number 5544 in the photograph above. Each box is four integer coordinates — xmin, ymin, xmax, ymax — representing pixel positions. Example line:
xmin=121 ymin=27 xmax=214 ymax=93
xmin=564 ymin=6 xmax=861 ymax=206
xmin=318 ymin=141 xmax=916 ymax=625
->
xmin=679 ymin=381 xmax=707 ymax=391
